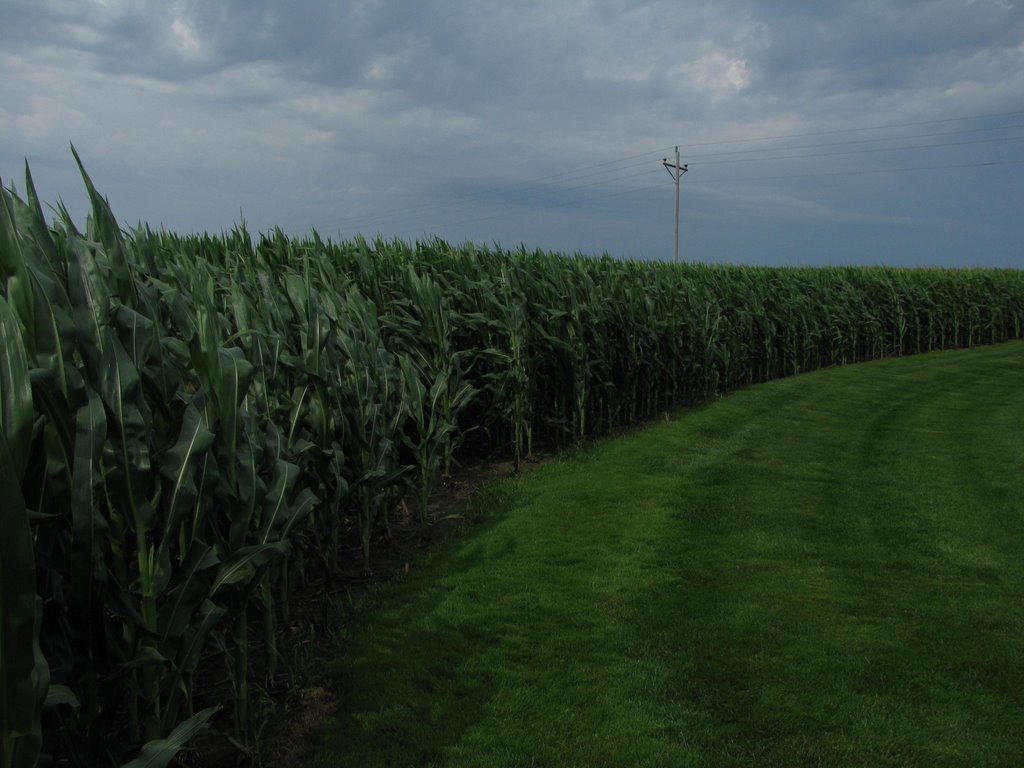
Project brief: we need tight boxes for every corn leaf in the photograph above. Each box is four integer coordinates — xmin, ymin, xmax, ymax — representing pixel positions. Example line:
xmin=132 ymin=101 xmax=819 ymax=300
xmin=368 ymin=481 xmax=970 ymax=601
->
xmin=20 ymin=162 xmax=62 ymax=278
xmin=211 ymin=542 xmax=291 ymax=595
xmin=118 ymin=705 xmax=220 ymax=768
xmin=159 ymin=599 xmax=225 ymax=733
xmin=159 ymin=404 xmax=214 ymax=543
xmin=0 ymin=181 xmax=35 ymax=354
xmin=65 ymin=234 xmax=108 ymax=377
xmin=99 ymin=329 xmax=154 ymax=534
xmin=156 ymin=541 xmax=218 ymax=644
xmin=69 ymin=389 xmax=108 ymax=637
xmin=0 ymin=296 xmax=33 ymax=479
xmin=258 ymin=458 xmax=298 ymax=544
xmin=27 ymin=263 xmax=74 ymax=399
xmin=70 ymin=144 xmax=134 ymax=300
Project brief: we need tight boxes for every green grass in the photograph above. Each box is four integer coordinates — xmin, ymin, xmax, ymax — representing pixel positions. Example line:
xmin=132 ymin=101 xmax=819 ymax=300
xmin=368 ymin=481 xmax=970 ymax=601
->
xmin=310 ymin=342 xmax=1024 ymax=767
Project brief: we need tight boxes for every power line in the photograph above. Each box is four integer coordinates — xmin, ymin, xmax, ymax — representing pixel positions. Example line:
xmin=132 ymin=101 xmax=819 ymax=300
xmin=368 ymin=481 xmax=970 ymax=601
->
xmin=689 ymin=133 xmax=1024 ymax=168
xmin=685 ymin=122 xmax=1024 ymax=162
xmin=505 ymin=108 xmax=1024 ymax=188
xmin=517 ymin=108 xmax=1024 ymax=186
xmin=342 ymin=157 xmax=1022 ymax=244
xmin=334 ymin=108 xmax=1024 ymax=234
xmin=690 ymin=156 xmax=1024 ymax=185
xmin=343 ymin=152 xmax=1022 ymax=237
xmin=341 ymin=127 xmax=1024 ymax=233
xmin=673 ymin=108 xmax=1024 ymax=151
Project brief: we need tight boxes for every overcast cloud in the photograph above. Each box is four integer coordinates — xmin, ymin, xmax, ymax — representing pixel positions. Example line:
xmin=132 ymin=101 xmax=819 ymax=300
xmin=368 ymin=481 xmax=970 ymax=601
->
xmin=2 ymin=0 xmax=1022 ymax=266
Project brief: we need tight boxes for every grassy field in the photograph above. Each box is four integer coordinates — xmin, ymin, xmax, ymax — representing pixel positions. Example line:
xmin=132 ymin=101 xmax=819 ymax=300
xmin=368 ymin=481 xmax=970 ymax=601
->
xmin=310 ymin=342 xmax=1024 ymax=767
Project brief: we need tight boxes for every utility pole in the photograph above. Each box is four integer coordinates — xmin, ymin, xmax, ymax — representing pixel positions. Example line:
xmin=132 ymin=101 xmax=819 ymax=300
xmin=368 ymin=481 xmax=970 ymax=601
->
xmin=662 ymin=146 xmax=688 ymax=263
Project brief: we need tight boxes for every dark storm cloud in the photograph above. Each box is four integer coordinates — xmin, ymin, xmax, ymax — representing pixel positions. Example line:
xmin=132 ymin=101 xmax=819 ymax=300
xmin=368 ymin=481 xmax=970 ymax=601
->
xmin=747 ymin=1 xmax=1024 ymax=99
xmin=1 ymin=0 xmax=1021 ymax=265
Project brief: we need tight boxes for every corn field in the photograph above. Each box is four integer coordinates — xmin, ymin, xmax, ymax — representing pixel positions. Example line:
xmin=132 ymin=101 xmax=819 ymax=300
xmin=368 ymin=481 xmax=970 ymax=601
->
xmin=2 ymin=155 xmax=1024 ymax=767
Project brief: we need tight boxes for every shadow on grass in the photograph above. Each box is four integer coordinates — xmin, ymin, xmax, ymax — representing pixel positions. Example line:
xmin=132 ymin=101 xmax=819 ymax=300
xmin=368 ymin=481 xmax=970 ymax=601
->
xmin=310 ymin=483 xmax=521 ymax=767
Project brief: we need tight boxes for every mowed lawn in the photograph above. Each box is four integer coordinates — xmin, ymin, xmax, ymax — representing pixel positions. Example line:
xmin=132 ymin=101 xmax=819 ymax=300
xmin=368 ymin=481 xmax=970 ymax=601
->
xmin=310 ymin=342 xmax=1024 ymax=767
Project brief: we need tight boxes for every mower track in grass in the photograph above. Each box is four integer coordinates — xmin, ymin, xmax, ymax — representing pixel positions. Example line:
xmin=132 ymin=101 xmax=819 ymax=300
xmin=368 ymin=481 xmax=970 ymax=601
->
xmin=311 ymin=342 xmax=1024 ymax=767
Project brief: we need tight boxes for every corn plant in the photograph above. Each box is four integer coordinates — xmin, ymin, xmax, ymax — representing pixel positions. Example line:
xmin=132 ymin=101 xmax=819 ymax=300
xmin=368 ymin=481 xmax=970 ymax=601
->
xmin=335 ymin=286 xmax=408 ymax=571
xmin=399 ymin=354 xmax=475 ymax=522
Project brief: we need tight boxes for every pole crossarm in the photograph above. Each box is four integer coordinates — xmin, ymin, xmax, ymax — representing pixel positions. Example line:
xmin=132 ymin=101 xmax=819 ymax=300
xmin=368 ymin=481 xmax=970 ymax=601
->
xmin=661 ymin=159 xmax=689 ymax=180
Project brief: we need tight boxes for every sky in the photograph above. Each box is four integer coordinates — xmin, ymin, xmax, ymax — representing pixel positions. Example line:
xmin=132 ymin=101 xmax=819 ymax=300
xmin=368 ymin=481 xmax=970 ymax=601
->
xmin=2 ymin=0 xmax=1023 ymax=267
